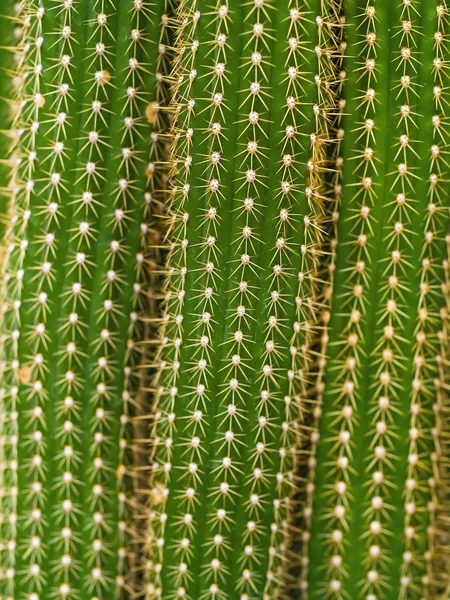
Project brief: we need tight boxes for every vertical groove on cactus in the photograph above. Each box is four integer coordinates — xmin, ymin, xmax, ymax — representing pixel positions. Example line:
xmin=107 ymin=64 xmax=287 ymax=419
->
xmin=115 ymin=0 xmax=174 ymax=591
xmin=297 ymin=0 xmax=344 ymax=593
xmin=143 ymin=0 xmax=338 ymax=598
xmin=131 ymin=0 xmax=177 ymax=585
xmin=307 ymin=1 xmax=450 ymax=598
xmin=0 ymin=0 xmax=168 ymax=598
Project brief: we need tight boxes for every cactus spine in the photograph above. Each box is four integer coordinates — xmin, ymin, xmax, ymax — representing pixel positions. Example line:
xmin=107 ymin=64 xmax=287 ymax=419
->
xmin=0 ymin=0 xmax=168 ymax=597
xmin=307 ymin=1 xmax=450 ymax=598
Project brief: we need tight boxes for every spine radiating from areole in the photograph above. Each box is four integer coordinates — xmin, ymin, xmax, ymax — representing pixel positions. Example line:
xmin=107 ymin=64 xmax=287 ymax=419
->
xmin=0 ymin=0 xmax=170 ymax=598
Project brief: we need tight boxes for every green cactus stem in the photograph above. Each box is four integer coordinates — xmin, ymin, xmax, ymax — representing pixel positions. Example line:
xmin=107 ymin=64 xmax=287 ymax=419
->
xmin=0 ymin=0 xmax=169 ymax=598
xmin=306 ymin=1 xmax=450 ymax=598
xmin=142 ymin=0 xmax=339 ymax=598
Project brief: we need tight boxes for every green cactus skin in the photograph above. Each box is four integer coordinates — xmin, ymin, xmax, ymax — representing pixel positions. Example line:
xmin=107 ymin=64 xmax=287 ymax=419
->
xmin=0 ymin=2 xmax=449 ymax=600
xmin=142 ymin=0 xmax=340 ymax=598
xmin=0 ymin=0 xmax=169 ymax=598
xmin=306 ymin=1 xmax=450 ymax=599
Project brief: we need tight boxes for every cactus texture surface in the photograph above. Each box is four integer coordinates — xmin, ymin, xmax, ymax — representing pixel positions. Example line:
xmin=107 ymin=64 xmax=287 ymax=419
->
xmin=0 ymin=1 xmax=448 ymax=600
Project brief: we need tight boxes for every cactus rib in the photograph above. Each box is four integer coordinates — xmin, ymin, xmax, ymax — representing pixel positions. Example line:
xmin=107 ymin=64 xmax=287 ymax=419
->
xmin=307 ymin=1 xmax=450 ymax=598
xmin=0 ymin=0 xmax=168 ymax=598
xmin=143 ymin=0 xmax=338 ymax=597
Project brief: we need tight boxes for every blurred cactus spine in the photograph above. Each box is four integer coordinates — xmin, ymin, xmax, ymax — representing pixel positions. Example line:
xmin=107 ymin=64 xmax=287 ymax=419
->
xmin=429 ymin=232 xmax=450 ymax=596
xmin=0 ymin=1 xmax=19 ymax=262
xmin=306 ymin=1 xmax=450 ymax=599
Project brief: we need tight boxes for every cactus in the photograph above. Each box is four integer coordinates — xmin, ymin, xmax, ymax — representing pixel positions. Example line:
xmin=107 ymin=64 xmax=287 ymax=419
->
xmin=142 ymin=0 xmax=343 ymax=598
xmin=0 ymin=0 xmax=171 ymax=598
xmin=0 ymin=1 xmax=449 ymax=600
xmin=306 ymin=1 xmax=450 ymax=599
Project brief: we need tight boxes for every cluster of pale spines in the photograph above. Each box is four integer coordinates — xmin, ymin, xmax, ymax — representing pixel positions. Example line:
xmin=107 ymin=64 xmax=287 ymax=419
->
xmin=0 ymin=3 xmax=446 ymax=600
xmin=378 ymin=2 xmax=450 ymax=596
xmin=378 ymin=1 xmax=429 ymax=595
xmin=0 ymin=0 xmax=27 ymax=281
xmin=0 ymin=0 xmax=24 ymax=593
xmin=144 ymin=0 xmax=340 ymax=596
xmin=228 ymin=0 xmax=333 ymax=596
xmin=0 ymin=0 xmax=159 ymax=597
xmin=307 ymin=1 xmax=450 ymax=598
xmin=429 ymin=232 xmax=450 ymax=596
xmin=146 ymin=0 xmax=260 ymax=596
xmin=428 ymin=9 xmax=450 ymax=586
xmin=0 ymin=1 xmax=19 ymax=244
xmin=266 ymin=1 xmax=332 ymax=593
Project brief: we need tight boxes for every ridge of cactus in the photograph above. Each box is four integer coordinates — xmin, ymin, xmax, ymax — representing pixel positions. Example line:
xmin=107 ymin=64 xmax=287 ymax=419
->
xmin=142 ymin=0 xmax=339 ymax=598
xmin=429 ymin=231 xmax=450 ymax=598
xmin=307 ymin=1 xmax=450 ymax=598
xmin=0 ymin=0 xmax=170 ymax=598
